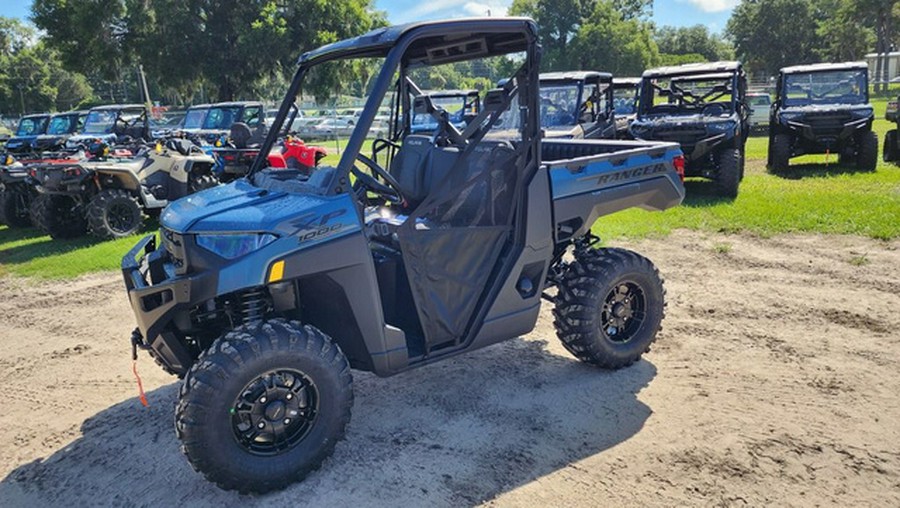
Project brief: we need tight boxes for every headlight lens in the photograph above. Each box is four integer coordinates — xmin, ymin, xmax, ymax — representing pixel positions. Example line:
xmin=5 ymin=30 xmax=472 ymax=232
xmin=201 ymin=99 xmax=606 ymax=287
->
xmin=780 ymin=112 xmax=802 ymax=122
xmin=196 ymin=233 xmax=277 ymax=259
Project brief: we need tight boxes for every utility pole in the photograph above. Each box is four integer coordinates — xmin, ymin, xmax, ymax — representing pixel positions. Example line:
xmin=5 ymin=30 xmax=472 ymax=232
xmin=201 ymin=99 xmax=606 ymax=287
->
xmin=18 ymin=84 xmax=25 ymax=115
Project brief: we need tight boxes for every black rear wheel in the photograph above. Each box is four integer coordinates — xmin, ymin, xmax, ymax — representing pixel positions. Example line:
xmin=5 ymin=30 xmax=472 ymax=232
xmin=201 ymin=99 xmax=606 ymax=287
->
xmin=176 ymin=319 xmax=353 ymax=494
xmin=87 ymin=188 xmax=143 ymax=239
xmin=30 ymin=193 xmax=87 ymax=239
xmin=553 ymin=248 xmax=666 ymax=369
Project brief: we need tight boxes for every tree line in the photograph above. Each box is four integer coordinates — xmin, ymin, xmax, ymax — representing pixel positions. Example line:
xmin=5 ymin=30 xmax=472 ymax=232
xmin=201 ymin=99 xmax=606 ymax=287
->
xmin=0 ymin=0 xmax=897 ymax=116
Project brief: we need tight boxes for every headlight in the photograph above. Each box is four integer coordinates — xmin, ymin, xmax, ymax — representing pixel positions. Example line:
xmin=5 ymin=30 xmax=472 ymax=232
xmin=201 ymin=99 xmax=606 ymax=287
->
xmin=780 ymin=112 xmax=803 ymax=122
xmin=196 ymin=233 xmax=278 ymax=259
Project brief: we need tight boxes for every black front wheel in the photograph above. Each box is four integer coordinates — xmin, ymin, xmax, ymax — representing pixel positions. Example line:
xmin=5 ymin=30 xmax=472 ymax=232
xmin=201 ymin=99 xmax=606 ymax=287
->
xmin=884 ymin=130 xmax=898 ymax=163
xmin=87 ymin=188 xmax=143 ymax=239
xmin=0 ymin=187 xmax=34 ymax=228
xmin=857 ymin=131 xmax=878 ymax=171
xmin=715 ymin=148 xmax=741 ymax=198
xmin=553 ymin=248 xmax=666 ymax=369
xmin=770 ymin=133 xmax=792 ymax=172
xmin=176 ymin=319 xmax=353 ymax=494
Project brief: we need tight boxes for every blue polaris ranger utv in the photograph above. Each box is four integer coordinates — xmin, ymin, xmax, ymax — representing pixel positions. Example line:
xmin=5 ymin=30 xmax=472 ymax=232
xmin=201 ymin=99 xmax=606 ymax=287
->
xmin=122 ymin=18 xmax=685 ymax=493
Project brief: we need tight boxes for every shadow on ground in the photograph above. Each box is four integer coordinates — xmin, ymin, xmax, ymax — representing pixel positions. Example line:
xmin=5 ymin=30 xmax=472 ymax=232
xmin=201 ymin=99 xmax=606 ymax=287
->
xmin=681 ymin=179 xmax=735 ymax=206
xmin=769 ymin=162 xmax=874 ymax=180
xmin=0 ymin=337 xmax=656 ymax=506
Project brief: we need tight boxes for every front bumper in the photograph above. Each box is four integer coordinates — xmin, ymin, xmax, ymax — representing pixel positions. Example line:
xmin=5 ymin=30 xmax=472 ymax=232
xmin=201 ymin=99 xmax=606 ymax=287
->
xmin=122 ymin=234 xmax=214 ymax=375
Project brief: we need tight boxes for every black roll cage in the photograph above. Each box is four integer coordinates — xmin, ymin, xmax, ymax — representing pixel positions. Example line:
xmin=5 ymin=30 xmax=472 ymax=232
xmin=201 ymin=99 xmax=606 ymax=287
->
xmin=252 ymin=18 xmax=541 ymax=199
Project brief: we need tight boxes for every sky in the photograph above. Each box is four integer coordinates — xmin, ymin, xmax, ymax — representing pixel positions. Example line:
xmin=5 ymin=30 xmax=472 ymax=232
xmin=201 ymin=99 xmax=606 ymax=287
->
xmin=4 ymin=0 xmax=737 ymax=33
xmin=374 ymin=0 xmax=738 ymax=33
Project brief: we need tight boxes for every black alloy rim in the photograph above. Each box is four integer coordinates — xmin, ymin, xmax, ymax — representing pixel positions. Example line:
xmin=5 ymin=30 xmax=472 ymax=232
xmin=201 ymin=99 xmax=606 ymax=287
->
xmin=600 ymin=281 xmax=646 ymax=343
xmin=231 ymin=369 xmax=319 ymax=456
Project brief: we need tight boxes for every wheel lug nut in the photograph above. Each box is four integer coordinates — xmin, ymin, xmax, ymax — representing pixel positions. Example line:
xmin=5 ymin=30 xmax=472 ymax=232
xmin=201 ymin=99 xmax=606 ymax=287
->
xmin=284 ymin=418 xmax=291 ymax=425
xmin=286 ymin=393 xmax=293 ymax=400
xmin=257 ymin=422 xmax=265 ymax=429
xmin=260 ymin=396 xmax=267 ymax=403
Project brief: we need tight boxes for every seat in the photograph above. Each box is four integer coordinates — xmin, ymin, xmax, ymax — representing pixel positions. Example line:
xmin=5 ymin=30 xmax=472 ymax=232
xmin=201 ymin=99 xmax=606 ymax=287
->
xmin=388 ymin=135 xmax=460 ymax=205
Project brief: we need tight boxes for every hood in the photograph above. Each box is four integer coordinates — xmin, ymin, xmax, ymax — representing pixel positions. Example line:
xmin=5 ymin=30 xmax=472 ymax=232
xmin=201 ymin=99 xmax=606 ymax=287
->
xmin=780 ymin=103 xmax=872 ymax=118
xmin=5 ymin=136 xmax=38 ymax=149
xmin=161 ymin=179 xmax=349 ymax=235
xmin=67 ymin=133 xmax=116 ymax=147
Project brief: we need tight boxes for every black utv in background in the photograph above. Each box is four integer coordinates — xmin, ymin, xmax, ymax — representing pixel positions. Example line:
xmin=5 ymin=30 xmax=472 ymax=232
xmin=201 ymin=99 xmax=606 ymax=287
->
xmin=768 ymin=62 xmax=877 ymax=171
xmin=884 ymin=93 xmax=899 ymax=163
xmin=630 ymin=61 xmax=749 ymax=197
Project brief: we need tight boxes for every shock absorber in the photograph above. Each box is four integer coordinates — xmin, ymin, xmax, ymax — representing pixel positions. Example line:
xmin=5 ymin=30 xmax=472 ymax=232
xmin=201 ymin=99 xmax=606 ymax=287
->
xmin=239 ymin=289 xmax=267 ymax=325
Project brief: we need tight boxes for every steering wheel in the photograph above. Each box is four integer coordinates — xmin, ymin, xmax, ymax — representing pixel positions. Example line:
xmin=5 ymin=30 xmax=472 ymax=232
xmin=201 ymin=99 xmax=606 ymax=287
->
xmin=352 ymin=153 xmax=405 ymax=205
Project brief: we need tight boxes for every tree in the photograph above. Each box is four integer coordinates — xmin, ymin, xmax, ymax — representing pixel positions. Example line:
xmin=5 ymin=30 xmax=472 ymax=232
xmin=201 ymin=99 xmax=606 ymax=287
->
xmin=655 ymin=25 xmax=734 ymax=62
xmin=726 ymin=0 xmax=819 ymax=76
xmin=569 ymin=1 xmax=659 ymax=76
xmin=510 ymin=0 xmax=589 ymax=71
xmin=815 ymin=0 xmax=874 ymax=63
xmin=0 ymin=18 xmax=94 ymax=115
xmin=33 ymin=0 xmax=387 ymax=103
xmin=613 ymin=0 xmax=652 ymax=21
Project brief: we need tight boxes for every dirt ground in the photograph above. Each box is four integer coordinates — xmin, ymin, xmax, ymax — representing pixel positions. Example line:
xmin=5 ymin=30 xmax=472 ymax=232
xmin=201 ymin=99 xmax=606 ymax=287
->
xmin=0 ymin=230 xmax=898 ymax=507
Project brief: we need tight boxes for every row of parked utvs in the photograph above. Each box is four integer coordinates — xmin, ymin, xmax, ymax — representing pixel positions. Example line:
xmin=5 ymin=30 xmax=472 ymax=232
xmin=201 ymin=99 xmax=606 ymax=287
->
xmin=0 ymin=101 xmax=326 ymax=238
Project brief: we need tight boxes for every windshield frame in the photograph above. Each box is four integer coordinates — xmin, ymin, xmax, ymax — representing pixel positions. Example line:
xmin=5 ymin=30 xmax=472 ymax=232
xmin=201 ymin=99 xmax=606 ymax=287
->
xmin=15 ymin=116 xmax=49 ymax=136
xmin=82 ymin=110 xmax=117 ymax=135
xmin=638 ymin=71 xmax=739 ymax=118
xmin=780 ymin=69 xmax=868 ymax=107
xmin=46 ymin=115 xmax=76 ymax=135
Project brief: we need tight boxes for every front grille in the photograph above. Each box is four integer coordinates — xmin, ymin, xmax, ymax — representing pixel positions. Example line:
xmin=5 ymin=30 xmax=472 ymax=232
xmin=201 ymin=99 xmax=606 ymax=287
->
xmin=652 ymin=125 xmax=708 ymax=144
xmin=803 ymin=112 xmax=852 ymax=136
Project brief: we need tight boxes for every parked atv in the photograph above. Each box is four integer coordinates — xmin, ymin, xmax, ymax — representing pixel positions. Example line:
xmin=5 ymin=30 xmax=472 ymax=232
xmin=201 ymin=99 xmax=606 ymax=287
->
xmin=5 ymin=114 xmax=51 ymax=153
xmin=409 ymin=89 xmax=480 ymax=134
xmin=29 ymin=138 xmax=218 ymax=239
xmin=884 ymin=93 xmax=899 ymax=163
xmin=121 ymin=18 xmax=685 ymax=494
xmin=0 ymin=154 xmax=36 ymax=227
xmin=66 ymin=104 xmax=150 ymax=149
xmin=630 ymin=61 xmax=750 ymax=197
xmin=612 ymin=77 xmax=640 ymax=139
xmin=768 ymin=62 xmax=876 ymax=171
xmin=0 ymin=151 xmax=87 ymax=228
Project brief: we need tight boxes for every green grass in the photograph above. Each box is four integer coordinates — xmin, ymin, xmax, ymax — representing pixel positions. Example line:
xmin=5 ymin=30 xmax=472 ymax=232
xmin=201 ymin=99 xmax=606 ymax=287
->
xmin=1 ymin=99 xmax=898 ymax=280
xmin=593 ymin=97 xmax=900 ymax=242
xmin=0 ymin=226 xmax=148 ymax=279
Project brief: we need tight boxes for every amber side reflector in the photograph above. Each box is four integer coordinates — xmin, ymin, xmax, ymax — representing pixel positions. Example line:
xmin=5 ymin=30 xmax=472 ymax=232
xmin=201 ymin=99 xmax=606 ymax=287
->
xmin=268 ymin=260 xmax=285 ymax=283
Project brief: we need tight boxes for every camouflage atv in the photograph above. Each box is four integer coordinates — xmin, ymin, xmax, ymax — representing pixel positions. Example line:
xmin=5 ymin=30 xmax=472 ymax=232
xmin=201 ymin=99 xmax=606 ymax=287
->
xmin=29 ymin=138 xmax=219 ymax=239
